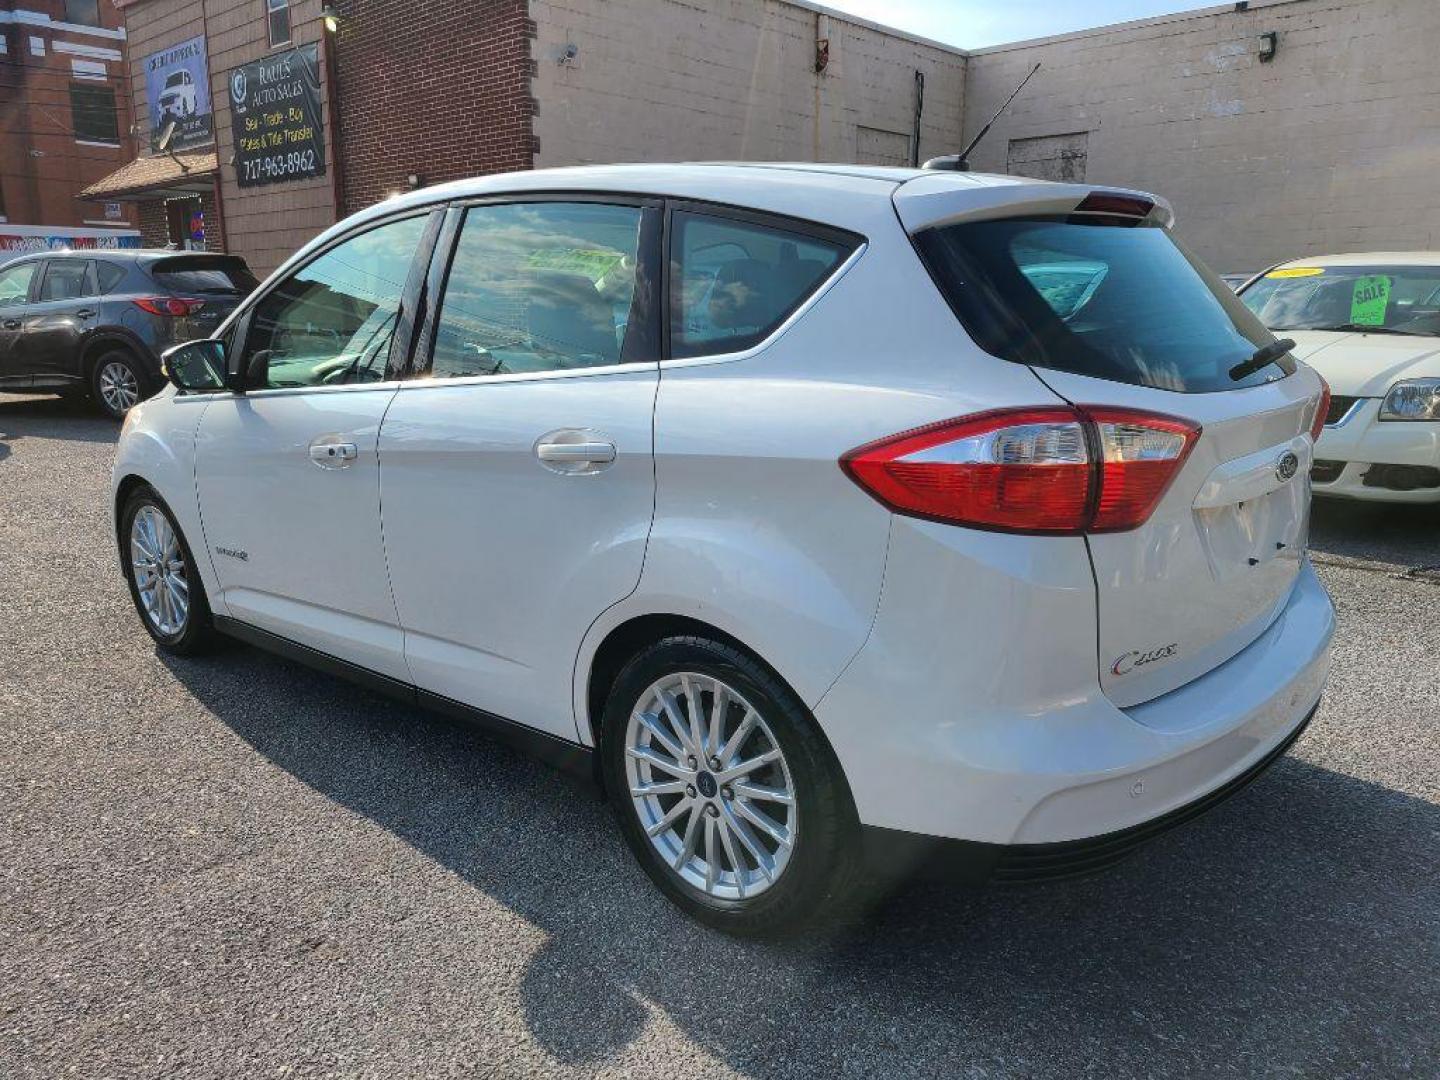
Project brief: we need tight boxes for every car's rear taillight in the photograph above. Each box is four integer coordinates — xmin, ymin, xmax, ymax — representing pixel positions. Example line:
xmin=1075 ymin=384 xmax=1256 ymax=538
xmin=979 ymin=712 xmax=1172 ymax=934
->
xmin=1309 ymin=376 xmax=1331 ymax=442
xmin=841 ymin=406 xmax=1200 ymax=535
xmin=133 ymin=297 xmax=205 ymax=317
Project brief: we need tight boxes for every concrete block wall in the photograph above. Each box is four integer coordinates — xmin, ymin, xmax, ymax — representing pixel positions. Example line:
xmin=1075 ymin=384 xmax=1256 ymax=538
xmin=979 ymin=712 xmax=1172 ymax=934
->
xmin=530 ymin=0 xmax=966 ymax=169
xmin=962 ymin=0 xmax=1440 ymax=272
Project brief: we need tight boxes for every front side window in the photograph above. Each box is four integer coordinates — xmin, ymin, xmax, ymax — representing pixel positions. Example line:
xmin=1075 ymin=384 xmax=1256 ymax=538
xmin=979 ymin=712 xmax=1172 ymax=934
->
xmin=425 ymin=201 xmax=646 ymax=379
xmin=0 ymin=262 xmax=38 ymax=307
xmin=267 ymin=0 xmax=291 ymax=46
xmin=71 ymin=83 xmax=119 ymax=143
xmin=670 ymin=211 xmax=852 ymax=359
xmin=916 ymin=217 xmax=1285 ymax=393
xmin=38 ymin=260 xmax=92 ymax=302
xmin=240 ymin=214 xmax=428 ymax=389
xmin=1241 ymin=265 xmax=1440 ymax=339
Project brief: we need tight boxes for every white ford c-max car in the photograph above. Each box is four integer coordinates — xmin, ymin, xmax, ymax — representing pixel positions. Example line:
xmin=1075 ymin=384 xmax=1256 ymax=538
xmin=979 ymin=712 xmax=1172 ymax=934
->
xmin=113 ymin=164 xmax=1334 ymax=934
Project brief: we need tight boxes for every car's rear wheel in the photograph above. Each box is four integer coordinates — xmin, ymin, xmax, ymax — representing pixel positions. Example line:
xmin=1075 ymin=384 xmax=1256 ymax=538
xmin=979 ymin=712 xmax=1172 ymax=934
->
xmin=92 ymin=350 xmax=148 ymax=419
xmin=601 ymin=636 xmax=865 ymax=936
xmin=120 ymin=488 xmax=217 ymax=655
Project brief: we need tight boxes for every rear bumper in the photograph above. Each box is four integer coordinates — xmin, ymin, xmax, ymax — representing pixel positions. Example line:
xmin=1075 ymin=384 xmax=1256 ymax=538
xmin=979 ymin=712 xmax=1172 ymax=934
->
xmin=817 ymin=522 xmax=1334 ymax=848
xmin=861 ymin=700 xmax=1317 ymax=884
xmin=1312 ymin=402 xmax=1440 ymax=502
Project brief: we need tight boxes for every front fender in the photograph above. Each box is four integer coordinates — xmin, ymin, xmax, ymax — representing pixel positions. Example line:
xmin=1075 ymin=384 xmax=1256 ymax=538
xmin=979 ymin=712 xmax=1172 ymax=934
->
xmin=111 ymin=391 xmax=226 ymax=613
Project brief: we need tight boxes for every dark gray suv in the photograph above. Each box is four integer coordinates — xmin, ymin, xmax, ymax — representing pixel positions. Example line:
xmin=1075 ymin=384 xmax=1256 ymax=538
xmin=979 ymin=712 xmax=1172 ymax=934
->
xmin=0 ymin=250 xmax=257 ymax=417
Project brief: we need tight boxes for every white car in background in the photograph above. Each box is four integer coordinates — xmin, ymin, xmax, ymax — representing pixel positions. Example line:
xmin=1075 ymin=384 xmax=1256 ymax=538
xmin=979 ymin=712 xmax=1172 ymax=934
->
xmin=1240 ymin=253 xmax=1440 ymax=501
xmin=112 ymin=164 xmax=1333 ymax=934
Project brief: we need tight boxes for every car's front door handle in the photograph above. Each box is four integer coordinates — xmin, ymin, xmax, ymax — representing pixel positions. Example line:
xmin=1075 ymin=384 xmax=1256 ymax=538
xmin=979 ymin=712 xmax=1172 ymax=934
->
xmin=75 ymin=309 xmax=97 ymax=319
xmin=309 ymin=441 xmax=358 ymax=468
xmin=535 ymin=431 xmax=617 ymax=474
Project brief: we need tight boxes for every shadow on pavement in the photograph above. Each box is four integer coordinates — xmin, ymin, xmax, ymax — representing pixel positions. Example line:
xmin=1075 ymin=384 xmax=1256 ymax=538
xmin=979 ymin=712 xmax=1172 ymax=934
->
xmin=1310 ymin=496 xmax=1440 ymax=567
xmin=0 ymin=393 xmax=120 ymax=447
xmin=161 ymin=641 xmax=1440 ymax=1077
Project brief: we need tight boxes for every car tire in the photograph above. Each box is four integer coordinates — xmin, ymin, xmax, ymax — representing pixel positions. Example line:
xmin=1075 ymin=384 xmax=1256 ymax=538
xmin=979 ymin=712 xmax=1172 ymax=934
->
xmin=120 ymin=487 xmax=219 ymax=656
xmin=91 ymin=350 xmax=151 ymax=420
xmin=601 ymin=635 xmax=867 ymax=937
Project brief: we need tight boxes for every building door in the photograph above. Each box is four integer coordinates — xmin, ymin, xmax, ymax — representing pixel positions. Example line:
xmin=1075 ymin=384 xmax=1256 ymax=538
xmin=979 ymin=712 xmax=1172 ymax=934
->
xmin=165 ymin=198 xmax=205 ymax=250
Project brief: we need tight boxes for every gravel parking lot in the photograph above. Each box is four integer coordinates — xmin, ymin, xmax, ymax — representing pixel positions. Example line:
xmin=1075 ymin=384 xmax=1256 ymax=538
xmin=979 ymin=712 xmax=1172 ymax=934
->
xmin=2 ymin=391 xmax=1437 ymax=1079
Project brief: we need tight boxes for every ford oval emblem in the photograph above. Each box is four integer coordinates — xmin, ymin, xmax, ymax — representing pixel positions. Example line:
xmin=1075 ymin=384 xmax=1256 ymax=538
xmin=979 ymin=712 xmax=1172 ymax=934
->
xmin=1276 ymin=451 xmax=1299 ymax=482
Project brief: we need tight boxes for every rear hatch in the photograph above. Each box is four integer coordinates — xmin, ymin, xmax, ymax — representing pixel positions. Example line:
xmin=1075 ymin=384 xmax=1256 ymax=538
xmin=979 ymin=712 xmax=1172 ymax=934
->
xmin=144 ymin=254 xmax=257 ymax=340
xmin=896 ymin=176 xmax=1326 ymax=707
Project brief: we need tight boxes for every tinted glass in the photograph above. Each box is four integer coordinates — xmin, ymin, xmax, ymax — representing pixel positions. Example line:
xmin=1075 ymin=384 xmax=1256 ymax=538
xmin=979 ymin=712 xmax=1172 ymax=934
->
xmin=1241 ymin=265 xmax=1440 ymax=338
xmin=241 ymin=214 xmax=427 ymax=389
xmin=150 ymin=257 xmax=258 ymax=296
xmin=427 ymin=202 xmax=644 ymax=378
xmin=96 ymin=262 xmax=126 ymax=293
xmin=0 ymin=262 xmax=38 ymax=307
xmin=39 ymin=260 xmax=91 ymax=301
xmin=267 ymin=0 xmax=291 ymax=45
xmin=916 ymin=217 xmax=1286 ymax=393
xmin=671 ymin=212 xmax=849 ymax=359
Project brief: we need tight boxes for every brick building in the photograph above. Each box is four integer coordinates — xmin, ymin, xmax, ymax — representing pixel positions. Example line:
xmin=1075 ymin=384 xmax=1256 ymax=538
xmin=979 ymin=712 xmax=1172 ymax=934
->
xmin=80 ymin=0 xmax=1440 ymax=278
xmin=0 ymin=0 xmax=141 ymax=252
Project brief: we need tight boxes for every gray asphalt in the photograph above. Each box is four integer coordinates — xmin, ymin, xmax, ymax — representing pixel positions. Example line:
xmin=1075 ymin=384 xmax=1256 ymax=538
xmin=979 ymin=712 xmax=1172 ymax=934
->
xmin=2 ymin=391 xmax=1437 ymax=1079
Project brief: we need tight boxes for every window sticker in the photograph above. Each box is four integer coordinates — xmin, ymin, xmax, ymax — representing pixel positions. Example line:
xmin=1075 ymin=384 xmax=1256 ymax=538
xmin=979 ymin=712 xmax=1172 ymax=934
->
xmin=1266 ymin=267 xmax=1325 ymax=279
xmin=1350 ymin=275 xmax=1391 ymax=326
xmin=524 ymin=248 xmax=625 ymax=283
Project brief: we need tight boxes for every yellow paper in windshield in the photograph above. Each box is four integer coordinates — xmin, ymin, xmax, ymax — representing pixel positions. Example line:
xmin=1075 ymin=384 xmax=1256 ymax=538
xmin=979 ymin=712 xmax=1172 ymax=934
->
xmin=1350 ymin=275 xmax=1391 ymax=326
xmin=1267 ymin=267 xmax=1325 ymax=278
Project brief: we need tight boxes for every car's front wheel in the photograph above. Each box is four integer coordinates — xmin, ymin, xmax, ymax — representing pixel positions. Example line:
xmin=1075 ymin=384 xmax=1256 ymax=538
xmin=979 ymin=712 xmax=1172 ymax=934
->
xmin=120 ymin=488 xmax=217 ymax=655
xmin=601 ymin=636 xmax=865 ymax=936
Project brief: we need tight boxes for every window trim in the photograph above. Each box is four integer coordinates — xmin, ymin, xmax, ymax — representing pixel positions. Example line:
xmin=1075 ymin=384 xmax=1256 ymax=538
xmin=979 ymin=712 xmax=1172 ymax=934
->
xmin=0 ymin=259 xmax=43 ymax=308
xmin=406 ymin=192 xmax=664 ymax=385
xmin=227 ymin=205 xmax=444 ymax=397
xmin=661 ymin=199 xmax=866 ymax=366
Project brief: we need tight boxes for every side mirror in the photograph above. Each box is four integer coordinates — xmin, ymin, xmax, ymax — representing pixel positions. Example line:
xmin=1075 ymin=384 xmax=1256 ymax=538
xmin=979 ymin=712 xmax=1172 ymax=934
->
xmin=161 ymin=339 xmax=228 ymax=392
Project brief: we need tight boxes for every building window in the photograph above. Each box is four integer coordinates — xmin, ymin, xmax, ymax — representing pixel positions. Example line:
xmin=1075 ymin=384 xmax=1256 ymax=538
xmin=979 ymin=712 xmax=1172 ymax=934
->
xmin=267 ymin=0 xmax=291 ymax=46
xmin=64 ymin=0 xmax=102 ymax=27
xmin=70 ymin=83 xmax=120 ymax=144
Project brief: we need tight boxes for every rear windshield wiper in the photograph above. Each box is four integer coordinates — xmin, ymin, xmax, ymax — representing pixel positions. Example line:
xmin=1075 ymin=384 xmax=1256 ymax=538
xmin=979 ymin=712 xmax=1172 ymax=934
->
xmin=1229 ymin=337 xmax=1296 ymax=382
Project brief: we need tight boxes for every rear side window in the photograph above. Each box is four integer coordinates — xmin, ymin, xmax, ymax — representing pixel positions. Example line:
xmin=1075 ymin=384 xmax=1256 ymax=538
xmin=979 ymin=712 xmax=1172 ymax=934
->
xmin=38 ymin=260 xmax=92 ymax=301
xmin=915 ymin=218 xmax=1287 ymax=393
xmin=670 ymin=212 xmax=854 ymax=359
xmin=96 ymin=262 xmax=126 ymax=293
xmin=149 ymin=257 xmax=258 ymax=296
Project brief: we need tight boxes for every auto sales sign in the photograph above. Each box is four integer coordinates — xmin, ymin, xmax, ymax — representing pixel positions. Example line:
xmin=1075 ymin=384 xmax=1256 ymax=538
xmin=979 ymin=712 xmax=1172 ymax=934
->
xmin=144 ymin=35 xmax=214 ymax=151
xmin=229 ymin=45 xmax=326 ymax=188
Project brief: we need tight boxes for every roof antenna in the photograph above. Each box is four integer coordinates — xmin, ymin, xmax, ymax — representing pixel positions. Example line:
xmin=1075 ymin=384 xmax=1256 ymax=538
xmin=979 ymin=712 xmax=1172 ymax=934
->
xmin=924 ymin=62 xmax=1041 ymax=172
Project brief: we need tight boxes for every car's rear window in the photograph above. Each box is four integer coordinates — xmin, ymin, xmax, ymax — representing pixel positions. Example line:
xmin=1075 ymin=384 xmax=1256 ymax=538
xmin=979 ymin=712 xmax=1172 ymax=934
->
xmin=148 ymin=256 xmax=258 ymax=296
xmin=914 ymin=217 xmax=1289 ymax=393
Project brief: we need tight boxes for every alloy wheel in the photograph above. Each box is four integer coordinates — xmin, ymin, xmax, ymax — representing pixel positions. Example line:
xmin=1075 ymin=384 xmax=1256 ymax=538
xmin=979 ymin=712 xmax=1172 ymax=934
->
xmin=130 ymin=505 xmax=190 ymax=636
xmin=98 ymin=360 xmax=140 ymax=414
xmin=624 ymin=672 xmax=798 ymax=900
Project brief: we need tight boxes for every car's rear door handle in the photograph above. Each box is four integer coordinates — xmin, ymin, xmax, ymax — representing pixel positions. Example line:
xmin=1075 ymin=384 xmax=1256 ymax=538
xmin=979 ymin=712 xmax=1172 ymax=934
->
xmin=309 ymin=440 xmax=358 ymax=468
xmin=1 ymin=319 xmax=19 ymax=330
xmin=535 ymin=431 xmax=617 ymax=474
xmin=75 ymin=309 xmax=97 ymax=319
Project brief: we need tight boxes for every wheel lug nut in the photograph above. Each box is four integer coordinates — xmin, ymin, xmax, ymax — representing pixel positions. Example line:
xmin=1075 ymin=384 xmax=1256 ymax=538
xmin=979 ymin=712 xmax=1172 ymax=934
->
xmin=685 ymin=785 xmax=696 ymax=799
xmin=687 ymin=756 xmax=698 ymax=769
xmin=705 ymin=804 xmax=720 ymax=818
xmin=708 ymin=757 xmax=721 ymax=770
xmin=722 ymin=786 xmax=733 ymax=800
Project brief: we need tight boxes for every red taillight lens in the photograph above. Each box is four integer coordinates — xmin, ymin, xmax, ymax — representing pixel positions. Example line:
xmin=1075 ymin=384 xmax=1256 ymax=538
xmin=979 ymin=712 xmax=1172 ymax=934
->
xmin=841 ymin=406 xmax=1200 ymax=535
xmin=1085 ymin=407 xmax=1201 ymax=532
xmin=1309 ymin=376 xmax=1331 ymax=442
xmin=133 ymin=297 xmax=204 ymax=317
